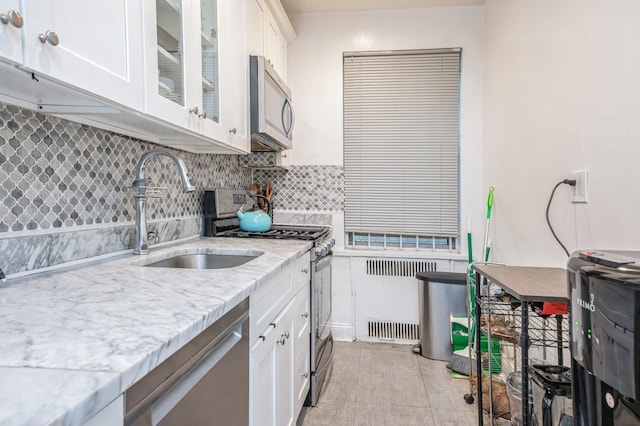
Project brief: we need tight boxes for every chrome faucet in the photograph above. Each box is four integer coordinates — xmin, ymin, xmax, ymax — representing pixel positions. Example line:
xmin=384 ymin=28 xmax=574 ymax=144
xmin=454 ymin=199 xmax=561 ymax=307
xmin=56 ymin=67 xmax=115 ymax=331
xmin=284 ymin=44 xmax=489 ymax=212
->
xmin=132 ymin=149 xmax=195 ymax=255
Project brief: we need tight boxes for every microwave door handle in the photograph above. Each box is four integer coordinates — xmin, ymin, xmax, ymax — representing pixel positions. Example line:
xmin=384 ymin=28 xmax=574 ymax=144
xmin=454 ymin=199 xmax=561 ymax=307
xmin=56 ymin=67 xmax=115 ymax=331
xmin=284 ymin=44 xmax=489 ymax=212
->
xmin=282 ymin=97 xmax=295 ymax=137
xmin=288 ymin=98 xmax=295 ymax=137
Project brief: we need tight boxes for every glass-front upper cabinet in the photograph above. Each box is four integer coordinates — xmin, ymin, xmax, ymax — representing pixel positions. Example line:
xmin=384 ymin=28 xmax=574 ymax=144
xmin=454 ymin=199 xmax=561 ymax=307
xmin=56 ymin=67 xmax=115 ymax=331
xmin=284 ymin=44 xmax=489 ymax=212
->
xmin=155 ymin=0 xmax=185 ymax=107
xmin=200 ymin=0 xmax=220 ymax=124
xmin=142 ymin=0 xmax=248 ymax=152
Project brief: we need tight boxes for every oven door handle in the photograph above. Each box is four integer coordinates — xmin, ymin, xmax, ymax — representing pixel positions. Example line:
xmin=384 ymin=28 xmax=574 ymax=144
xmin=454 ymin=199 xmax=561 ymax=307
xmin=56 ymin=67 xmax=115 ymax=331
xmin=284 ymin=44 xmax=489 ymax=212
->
xmin=315 ymin=334 xmax=335 ymax=376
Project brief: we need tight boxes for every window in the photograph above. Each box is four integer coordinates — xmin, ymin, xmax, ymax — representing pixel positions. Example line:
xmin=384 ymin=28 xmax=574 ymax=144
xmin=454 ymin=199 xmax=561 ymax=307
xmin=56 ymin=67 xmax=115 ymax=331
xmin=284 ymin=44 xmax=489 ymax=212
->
xmin=343 ymin=49 xmax=461 ymax=251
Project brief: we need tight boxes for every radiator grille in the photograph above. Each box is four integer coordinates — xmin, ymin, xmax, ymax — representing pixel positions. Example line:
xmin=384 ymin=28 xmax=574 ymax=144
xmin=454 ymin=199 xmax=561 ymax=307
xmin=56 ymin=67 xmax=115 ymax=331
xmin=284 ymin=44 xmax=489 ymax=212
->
xmin=367 ymin=321 xmax=420 ymax=341
xmin=366 ymin=259 xmax=437 ymax=277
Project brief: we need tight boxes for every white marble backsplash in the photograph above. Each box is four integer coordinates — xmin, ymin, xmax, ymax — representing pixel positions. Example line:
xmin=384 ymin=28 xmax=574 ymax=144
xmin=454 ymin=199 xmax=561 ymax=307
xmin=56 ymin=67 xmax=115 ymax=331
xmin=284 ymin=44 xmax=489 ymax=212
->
xmin=273 ymin=211 xmax=333 ymax=226
xmin=0 ymin=217 xmax=201 ymax=276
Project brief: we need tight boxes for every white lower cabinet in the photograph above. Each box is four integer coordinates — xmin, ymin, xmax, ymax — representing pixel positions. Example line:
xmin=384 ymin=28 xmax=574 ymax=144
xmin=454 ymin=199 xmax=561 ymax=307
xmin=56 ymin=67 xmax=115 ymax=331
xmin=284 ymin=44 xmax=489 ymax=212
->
xmin=250 ymin=252 xmax=310 ymax=426
xmin=83 ymin=394 xmax=123 ymax=426
xmin=292 ymin=285 xmax=310 ymax=415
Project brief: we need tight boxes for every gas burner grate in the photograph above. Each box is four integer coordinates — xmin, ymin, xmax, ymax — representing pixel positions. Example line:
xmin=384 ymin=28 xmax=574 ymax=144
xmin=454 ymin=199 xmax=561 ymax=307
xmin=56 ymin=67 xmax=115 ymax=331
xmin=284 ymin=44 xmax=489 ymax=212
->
xmin=218 ymin=225 xmax=330 ymax=241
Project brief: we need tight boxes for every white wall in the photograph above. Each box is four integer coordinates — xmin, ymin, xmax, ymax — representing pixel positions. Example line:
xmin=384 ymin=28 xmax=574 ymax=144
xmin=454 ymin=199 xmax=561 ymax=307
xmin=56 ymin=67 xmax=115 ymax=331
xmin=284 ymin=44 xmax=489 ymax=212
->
xmin=287 ymin=6 xmax=486 ymax=254
xmin=286 ymin=7 xmax=484 ymax=340
xmin=483 ymin=0 xmax=640 ymax=267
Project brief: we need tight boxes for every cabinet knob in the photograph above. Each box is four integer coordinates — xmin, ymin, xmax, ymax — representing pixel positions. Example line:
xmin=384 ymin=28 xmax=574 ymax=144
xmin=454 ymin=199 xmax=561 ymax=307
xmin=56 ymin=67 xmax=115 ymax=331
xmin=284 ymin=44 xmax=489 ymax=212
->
xmin=1 ymin=9 xmax=23 ymax=28
xmin=282 ymin=152 xmax=287 ymax=158
xmin=229 ymin=127 xmax=237 ymax=134
xmin=301 ymin=312 xmax=308 ymax=319
xmin=284 ymin=331 xmax=290 ymax=339
xmin=189 ymin=106 xmax=199 ymax=115
xmin=277 ymin=335 xmax=286 ymax=345
xmin=301 ymin=268 xmax=308 ymax=274
xmin=301 ymin=372 xmax=309 ymax=378
xmin=38 ymin=30 xmax=59 ymax=46
xmin=198 ymin=110 xmax=207 ymax=119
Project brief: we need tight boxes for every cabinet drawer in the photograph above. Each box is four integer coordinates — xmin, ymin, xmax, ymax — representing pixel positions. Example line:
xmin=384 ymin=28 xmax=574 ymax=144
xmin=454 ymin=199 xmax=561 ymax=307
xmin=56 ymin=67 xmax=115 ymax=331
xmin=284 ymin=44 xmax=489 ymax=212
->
xmin=250 ymin=267 xmax=292 ymax=341
xmin=250 ymin=251 xmax=310 ymax=342
xmin=291 ymin=252 xmax=311 ymax=293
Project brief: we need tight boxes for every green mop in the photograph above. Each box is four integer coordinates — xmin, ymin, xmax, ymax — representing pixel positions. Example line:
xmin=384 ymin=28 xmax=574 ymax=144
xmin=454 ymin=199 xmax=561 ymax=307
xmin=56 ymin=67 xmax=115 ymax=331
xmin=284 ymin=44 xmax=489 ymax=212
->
xmin=447 ymin=188 xmax=494 ymax=377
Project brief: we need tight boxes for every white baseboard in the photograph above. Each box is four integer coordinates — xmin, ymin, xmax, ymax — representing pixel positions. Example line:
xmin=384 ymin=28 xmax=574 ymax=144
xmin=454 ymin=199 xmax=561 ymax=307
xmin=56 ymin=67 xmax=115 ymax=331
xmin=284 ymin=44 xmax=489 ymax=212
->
xmin=328 ymin=322 xmax=355 ymax=341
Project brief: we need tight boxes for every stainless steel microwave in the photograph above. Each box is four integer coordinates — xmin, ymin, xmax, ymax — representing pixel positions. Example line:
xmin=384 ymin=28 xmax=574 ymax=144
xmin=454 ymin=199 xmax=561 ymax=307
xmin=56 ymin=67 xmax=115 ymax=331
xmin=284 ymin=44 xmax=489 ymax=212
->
xmin=250 ymin=55 xmax=294 ymax=151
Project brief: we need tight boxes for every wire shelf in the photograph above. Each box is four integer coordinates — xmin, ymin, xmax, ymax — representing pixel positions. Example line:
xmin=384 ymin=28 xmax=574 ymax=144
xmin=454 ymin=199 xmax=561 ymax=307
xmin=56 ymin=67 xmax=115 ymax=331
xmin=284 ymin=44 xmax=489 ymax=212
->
xmin=477 ymin=296 xmax=570 ymax=350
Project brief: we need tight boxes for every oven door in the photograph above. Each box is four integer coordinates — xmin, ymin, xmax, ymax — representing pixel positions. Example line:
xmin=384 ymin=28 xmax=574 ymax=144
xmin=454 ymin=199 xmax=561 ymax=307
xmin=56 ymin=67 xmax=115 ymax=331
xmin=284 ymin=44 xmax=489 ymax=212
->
xmin=308 ymin=253 xmax=333 ymax=406
xmin=315 ymin=254 xmax=332 ymax=340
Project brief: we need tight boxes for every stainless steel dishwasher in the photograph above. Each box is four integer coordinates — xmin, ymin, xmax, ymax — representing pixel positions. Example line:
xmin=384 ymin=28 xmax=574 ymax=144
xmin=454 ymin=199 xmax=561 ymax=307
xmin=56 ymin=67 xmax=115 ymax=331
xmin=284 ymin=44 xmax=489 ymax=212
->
xmin=125 ymin=298 xmax=249 ymax=426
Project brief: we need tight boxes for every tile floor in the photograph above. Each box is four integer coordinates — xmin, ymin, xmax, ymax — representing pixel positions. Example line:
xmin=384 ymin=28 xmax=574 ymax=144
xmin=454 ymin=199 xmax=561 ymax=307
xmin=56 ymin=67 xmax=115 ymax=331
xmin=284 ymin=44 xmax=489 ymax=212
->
xmin=297 ymin=341 xmax=478 ymax=426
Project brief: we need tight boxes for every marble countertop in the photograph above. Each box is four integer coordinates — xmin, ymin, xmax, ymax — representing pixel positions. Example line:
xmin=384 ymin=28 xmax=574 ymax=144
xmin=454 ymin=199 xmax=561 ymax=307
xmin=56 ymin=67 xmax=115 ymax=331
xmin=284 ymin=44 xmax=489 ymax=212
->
xmin=0 ymin=237 xmax=312 ymax=426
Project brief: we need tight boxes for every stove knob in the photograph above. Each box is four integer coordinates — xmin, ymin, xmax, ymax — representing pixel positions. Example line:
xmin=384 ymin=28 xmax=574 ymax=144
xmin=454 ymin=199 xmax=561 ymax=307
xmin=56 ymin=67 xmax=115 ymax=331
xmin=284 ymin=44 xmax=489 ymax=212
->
xmin=314 ymin=246 xmax=323 ymax=256
xmin=321 ymin=246 xmax=328 ymax=256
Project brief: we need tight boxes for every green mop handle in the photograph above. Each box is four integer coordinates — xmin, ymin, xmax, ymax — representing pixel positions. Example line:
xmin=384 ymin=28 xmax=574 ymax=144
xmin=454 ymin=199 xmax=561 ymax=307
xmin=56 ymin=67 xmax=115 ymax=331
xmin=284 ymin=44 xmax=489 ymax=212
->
xmin=482 ymin=187 xmax=494 ymax=262
xmin=467 ymin=216 xmax=473 ymax=266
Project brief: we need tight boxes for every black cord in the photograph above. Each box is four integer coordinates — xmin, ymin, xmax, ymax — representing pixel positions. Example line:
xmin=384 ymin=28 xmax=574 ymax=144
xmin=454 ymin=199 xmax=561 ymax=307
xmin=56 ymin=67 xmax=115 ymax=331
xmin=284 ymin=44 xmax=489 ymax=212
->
xmin=546 ymin=180 xmax=576 ymax=257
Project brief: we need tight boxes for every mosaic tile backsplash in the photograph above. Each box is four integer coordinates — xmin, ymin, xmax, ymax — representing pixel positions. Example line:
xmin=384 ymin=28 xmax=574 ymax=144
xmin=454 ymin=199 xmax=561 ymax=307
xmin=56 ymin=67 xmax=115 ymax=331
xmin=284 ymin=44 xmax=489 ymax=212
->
xmin=0 ymin=101 xmax=344 ymax=276
xmin=0 ymin=102 xmax=252 ymax=233
xmin=254 ymin=166 xmax=344 ymax=212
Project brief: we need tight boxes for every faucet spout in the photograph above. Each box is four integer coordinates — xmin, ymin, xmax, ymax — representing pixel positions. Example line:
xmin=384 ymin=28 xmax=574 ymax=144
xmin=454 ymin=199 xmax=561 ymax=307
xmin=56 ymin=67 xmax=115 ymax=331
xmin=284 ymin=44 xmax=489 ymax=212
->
xmin=132 ymin=149 xmax=195 ymax=255
xmin=134 ymin=148 xmax=195 ymax=193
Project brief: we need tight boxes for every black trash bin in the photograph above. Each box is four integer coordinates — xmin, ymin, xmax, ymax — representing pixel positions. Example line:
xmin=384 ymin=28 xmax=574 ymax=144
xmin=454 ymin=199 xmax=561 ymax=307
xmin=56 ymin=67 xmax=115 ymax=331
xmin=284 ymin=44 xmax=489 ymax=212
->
xmin=415 ymin=271 xmax=467 ymax=360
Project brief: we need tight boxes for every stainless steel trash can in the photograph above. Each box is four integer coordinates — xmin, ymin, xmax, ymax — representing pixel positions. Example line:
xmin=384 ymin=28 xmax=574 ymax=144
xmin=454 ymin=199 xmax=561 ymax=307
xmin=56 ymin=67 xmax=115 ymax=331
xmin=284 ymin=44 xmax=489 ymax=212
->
xmin=415 ymin=271 xmax=467 ymax=360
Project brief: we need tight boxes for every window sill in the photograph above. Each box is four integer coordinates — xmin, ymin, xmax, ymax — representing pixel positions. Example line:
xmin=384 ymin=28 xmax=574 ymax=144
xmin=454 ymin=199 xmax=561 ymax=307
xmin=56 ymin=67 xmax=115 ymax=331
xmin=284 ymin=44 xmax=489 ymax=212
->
xmin=333 ymin=247 xmax=468 ymax=261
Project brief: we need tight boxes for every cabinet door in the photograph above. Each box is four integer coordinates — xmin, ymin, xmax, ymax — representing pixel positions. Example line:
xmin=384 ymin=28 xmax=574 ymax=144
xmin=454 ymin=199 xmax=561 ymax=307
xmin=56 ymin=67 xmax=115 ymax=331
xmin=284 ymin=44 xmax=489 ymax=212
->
xmin=251 ymin=324 xmax=278 ymax=426
xmin=193 ymin=0 xmax=230 ymax=144
xmin=264 ymin=11 xmax=279 ymax=72
xmin=274 ymin=302 xmax=296 ymax=426
xmin=144 ymin=0 xmax=195 ymax=131
xmin=220 ymin=0 xmax=249 ymax=152
xmin=21 ymin=0 xmax=144 ymax=111
xmin=246 ymin=0 xmax=266 ymax=56
xmin=83 ymin=395 xmax=123 ymax=426
xmin=278 ymin=32 xmax=287 ymax=82
xmin=293 ymin=286 xmax=311 ymax=415
xmin=0 ymin=0 xmax=23 ymax=65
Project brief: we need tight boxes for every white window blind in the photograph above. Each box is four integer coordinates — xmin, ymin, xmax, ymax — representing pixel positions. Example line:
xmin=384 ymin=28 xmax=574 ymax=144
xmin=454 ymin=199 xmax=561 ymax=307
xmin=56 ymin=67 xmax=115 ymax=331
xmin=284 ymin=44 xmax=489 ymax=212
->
xmin=343 ymin=49 xmax=461 ymax=237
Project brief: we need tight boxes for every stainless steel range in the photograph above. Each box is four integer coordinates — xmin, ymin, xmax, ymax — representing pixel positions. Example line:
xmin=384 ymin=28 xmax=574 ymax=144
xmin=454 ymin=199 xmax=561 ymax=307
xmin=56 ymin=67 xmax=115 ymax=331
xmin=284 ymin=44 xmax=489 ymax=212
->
xmin=203 ymin=189 xmax=334 ymax=407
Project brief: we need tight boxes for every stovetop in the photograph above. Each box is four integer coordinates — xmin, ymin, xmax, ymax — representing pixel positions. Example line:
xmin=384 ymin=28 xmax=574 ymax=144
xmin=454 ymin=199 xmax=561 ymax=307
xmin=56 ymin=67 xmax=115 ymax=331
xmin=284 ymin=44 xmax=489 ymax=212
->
xmin=216 ymin=225 xmax=330 ymax=241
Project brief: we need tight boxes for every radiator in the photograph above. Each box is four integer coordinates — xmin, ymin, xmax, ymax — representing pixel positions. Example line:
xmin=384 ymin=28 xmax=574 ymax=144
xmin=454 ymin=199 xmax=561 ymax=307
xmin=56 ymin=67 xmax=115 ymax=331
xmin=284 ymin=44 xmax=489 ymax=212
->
xmin=352 ymin=257 xmax=465 ymax=344
xmin=366 ymin=259 xmax=436 ymax=277
xmin=367 ymin=321 xmax=420 ymax=341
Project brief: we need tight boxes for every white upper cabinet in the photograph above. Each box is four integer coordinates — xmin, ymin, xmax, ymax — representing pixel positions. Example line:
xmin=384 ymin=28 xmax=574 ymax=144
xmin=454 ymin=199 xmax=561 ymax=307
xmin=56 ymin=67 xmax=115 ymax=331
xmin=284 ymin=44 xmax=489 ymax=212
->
xmin=143 ymin=0 xmax=249 ymax=153
xmin=0 ymin=1 xmax=23 ymax=65
xmin=0 ymin=0 xmax=256 ymax=154
xmin=221 ymin=0 xmax=250 ymax=151
xmin=247 ymin=0 xmax=295 ymax=83
xmin=247 ymin=0 xmax=266 ymax=57
xmin=18 ymin=0 xmax=144 ymax=111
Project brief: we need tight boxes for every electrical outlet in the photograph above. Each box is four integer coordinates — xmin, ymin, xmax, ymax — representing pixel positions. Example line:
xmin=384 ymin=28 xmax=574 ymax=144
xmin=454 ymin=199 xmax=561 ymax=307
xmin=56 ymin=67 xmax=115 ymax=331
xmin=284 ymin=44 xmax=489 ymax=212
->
xmin=571 ymin=169 xmax=589 ymax=203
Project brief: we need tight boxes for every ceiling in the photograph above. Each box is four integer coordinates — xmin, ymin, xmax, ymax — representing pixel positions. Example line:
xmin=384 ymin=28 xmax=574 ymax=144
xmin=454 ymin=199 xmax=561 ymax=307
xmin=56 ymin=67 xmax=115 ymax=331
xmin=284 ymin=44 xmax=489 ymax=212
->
xmin=280 ymin=0 xmax=484 ymax=14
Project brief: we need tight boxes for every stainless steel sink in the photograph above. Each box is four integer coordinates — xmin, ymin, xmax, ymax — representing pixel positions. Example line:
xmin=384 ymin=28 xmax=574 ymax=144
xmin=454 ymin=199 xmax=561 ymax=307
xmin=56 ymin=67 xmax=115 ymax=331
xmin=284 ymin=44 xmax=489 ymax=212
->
xmin=143 ymin=252 xmax=262 ymax=269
